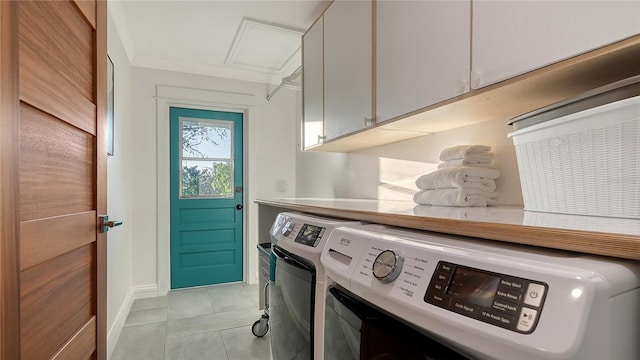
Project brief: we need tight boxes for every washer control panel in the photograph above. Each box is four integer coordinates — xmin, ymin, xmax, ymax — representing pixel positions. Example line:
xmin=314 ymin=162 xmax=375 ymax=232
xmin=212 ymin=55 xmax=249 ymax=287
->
xmin=372 ymin=250 xmax=404 ymax=283
xmin=424 ymin=261 xmax=548 ymax=334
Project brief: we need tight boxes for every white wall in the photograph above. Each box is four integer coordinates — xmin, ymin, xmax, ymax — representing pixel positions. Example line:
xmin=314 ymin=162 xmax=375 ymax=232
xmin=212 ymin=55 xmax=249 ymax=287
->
xmin=296 ymin=117 xmax=524 ymax=205
xmin=341 ymin=118 xmax=524 ymax=205
xmin=106 ymin=11 xmax=299 ymax=355
xmin=107 ymin=11 xmax=135 ymax=359
xmin=128 ymin=67 xmax=298 ymax=295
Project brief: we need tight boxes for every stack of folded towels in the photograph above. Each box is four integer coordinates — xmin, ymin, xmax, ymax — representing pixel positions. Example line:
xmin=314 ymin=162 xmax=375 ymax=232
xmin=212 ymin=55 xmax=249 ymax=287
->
xmin=413 ymin=145 xmax=500 ymax=207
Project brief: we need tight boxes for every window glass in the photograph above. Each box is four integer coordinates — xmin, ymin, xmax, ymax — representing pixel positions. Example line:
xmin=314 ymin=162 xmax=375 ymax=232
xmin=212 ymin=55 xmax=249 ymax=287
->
xmin=179 ymin=117 xmax=234 ymax=198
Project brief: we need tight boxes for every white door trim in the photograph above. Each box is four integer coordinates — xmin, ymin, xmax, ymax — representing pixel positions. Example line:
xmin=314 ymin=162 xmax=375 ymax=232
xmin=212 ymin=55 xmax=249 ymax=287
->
xmin=155 ymin=85 xmax=256 ymax=295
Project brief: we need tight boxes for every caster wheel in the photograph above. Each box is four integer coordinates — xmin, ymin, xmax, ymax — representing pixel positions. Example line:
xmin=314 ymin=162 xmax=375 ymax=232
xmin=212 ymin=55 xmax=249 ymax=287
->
xmin=252 ymin=318 xmax=269 ymax=337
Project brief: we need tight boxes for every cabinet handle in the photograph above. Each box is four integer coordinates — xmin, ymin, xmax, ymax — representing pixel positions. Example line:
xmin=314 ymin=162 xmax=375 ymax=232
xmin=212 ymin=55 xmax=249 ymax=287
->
xmin=458 ymin=78 xmax=470 ymax=94
xmin=364 ymin=117 xmax=374 ymax=127
xmin=470 ymin=70 xmax=482 ymax=90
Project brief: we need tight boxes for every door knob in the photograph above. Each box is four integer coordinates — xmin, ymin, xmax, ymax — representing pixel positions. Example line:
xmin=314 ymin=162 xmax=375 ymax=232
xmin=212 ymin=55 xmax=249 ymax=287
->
xmin=236 ymin=204 xmax=244 ymax=210
xmin=99 ymin=215 xmax=123 ymax=233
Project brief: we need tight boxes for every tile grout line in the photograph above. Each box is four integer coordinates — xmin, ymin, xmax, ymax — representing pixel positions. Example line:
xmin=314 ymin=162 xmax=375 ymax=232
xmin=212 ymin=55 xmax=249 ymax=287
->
xmin=219 ymin=330 xmax=231 ymax=360
xmin=113 ymin=283 xmax=268 ymax=360
xmin=162 ymin=318 xmax=168 ymax=360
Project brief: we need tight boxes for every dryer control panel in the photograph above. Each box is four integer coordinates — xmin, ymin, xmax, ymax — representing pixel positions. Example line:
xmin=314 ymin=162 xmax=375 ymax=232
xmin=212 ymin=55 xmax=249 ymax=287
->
xmin=425 ymin=261 xmax=547 ymax=334
xmin=294 ymin=224 xmax=326 ymax=247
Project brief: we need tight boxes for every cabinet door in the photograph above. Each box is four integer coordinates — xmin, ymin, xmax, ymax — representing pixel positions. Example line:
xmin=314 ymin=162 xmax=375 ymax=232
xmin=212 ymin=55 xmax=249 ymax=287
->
xmin=324 ymin=0 xmax=373 ymax=141
xmin=472 ymin=0 xmax=640 ymax=89
xmin=302 ymin=17 xmax=324 ymax=148
xmin=377 ymin=0 xmax=471 ymax=123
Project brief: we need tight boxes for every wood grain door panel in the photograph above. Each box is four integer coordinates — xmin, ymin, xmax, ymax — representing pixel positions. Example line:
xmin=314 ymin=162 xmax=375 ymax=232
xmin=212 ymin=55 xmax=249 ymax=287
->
xmin=20 ymin=245 xmax=94 ymax=360
xmin=52 ymin=317 xmax=97 ymax=360
xmin=18 ymin=0 xmax=94 ymax=100
xmin=20 ymin=210 xmax=96 ymax=271
xmin=18 ymin=0 xmax=97 ymax=135
xmin=19 ymin=103 xmax=95 ymax=221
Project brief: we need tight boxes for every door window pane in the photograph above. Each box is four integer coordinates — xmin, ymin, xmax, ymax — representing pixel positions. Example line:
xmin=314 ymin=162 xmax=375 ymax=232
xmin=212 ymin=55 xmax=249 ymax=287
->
xmin=182 ymin=118 xmax=232 ymax=159
xmin=181 ymin=160 xmax=234 ymax=198
xmin=179 ymin=117 xmax=234 ymax=198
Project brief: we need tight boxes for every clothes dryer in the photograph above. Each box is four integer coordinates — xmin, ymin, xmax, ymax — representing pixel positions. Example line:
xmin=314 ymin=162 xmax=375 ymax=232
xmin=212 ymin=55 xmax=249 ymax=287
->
xmin=269 ymin=212 xmax=362 ymax=360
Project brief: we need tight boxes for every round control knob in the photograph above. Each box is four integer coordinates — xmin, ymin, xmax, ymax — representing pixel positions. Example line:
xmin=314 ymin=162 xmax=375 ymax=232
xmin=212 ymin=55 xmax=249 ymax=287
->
xmin=281 ymin=221 xmax=293 ymax=237
xmin=372 ymin=250 xmax=404 ymax=283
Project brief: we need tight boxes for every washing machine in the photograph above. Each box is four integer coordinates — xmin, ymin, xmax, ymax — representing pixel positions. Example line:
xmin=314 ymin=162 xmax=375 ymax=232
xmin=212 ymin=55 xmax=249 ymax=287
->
xmin=320 ymin=224 xmax=640 ymax=360
xmin=269 ymin=212 xmax=362 ymax=360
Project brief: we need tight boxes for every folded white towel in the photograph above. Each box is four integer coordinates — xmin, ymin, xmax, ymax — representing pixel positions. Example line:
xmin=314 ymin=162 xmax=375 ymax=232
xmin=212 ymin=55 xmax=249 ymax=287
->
xmin=438 ymin=159 xmax=493 ymax=169
xmin=413 ymin=188 xmax=499 ymax=207
xmin=412 ymin=204 xmax=494 ymax=219
xmin=416 ymin=167 xmax=499 ymax=192
xmin=440 ymin=145 xmax=492 ymax=161
xmin=462 ymin=152 xmax=494 ymax=161
xmin=434 ymin=165 xmax=499 ymax=179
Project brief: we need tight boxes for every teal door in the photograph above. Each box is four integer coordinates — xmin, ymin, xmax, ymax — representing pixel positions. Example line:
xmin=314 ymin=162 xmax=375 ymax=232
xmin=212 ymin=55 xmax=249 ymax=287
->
xmin=170 ymin=107 xmax=243 ymax=289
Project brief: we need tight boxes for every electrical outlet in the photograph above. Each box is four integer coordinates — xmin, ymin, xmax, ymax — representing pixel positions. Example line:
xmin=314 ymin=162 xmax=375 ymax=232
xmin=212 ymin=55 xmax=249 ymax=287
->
xmin=276 ymin=179 xmax=288 ymax=192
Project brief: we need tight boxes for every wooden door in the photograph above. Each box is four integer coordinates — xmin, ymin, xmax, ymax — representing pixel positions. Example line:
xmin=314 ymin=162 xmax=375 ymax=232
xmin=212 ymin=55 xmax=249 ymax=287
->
xmin=1 ymin=1 xmax=107 ymax=359
xmin=169 ymin=107 xmax=244 ymax=289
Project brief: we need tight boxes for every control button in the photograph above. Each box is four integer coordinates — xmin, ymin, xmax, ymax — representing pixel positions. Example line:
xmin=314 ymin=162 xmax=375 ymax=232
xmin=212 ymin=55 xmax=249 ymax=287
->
xmin=436 ymin=262 xmax=455 ymax=274
xmin=451 ymin=301 xmax=478 ymax=317
xmin=492 ymin=300 xmax=518 ymax=316
xmin=479 ymin=309 xmax=515 ymax=329
xmin=517 ymin=307 xmax=538 ymax=332
xmin=372 ymin=250 xmax=404 ymax=283
xmin=524 ymin=283 xmax=546 ymax=307
xmin=281 ymin=222 xmax=293 ymax=236
xmin=495 ymin=288 xmax=522 ymax=303
xmin=432 ymin=271 xmax=451 ymax=284
xmin=424 ymin=291 xmax=451 ymax=308
xmin=499 ymin=277 xmax=526 ymax=292
xmin=429 ymin=282 xmax=447 ymax=293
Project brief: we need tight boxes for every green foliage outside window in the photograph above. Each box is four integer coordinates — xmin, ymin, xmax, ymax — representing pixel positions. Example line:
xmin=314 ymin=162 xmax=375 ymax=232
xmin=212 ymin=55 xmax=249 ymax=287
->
xmin=182 ymin=162 xmax=232 ymax=197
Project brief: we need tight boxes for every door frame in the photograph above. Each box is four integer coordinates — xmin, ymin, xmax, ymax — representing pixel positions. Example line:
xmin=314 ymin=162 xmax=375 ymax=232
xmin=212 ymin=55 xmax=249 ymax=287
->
xmin=0 ymin=2 xmax=21 ymax=357
xmin=155 ymin=85 xmax=256 ymax=295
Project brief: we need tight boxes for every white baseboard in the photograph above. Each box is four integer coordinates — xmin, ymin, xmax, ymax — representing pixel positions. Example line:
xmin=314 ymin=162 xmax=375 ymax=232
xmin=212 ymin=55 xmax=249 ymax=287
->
xmin=107 ymin=288 xmax=133 ymax=360
xmin=106 ymin=284 xmax=159 ymax=359
xmin=132 ymin=284 xmax=159 ymax=299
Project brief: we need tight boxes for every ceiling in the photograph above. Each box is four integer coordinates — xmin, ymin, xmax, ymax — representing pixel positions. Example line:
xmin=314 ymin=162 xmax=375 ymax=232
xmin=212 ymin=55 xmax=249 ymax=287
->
xmin=109 ymin=0 xmax=330 ymax=85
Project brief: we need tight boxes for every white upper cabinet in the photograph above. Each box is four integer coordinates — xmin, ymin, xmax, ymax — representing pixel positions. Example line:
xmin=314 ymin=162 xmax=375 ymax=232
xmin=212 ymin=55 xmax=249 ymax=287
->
xmin=472 ymin=0 xmax=640 ymax=89
xmin=302 ymin=17 xmax=324 ymax=148
xmin=376 ymin=0 xmax=471 ymax=123
xmin=323 ymin=0 xmax=373 ymax=141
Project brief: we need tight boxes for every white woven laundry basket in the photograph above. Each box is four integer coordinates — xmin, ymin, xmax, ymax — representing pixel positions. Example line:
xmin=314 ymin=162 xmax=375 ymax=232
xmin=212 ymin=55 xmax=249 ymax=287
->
xmin=508 ymin=96 xmax=640 ymax=219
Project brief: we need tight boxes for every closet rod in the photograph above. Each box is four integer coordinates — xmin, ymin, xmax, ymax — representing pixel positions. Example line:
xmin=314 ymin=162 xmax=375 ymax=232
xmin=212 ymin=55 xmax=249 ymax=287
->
xmin=266 ymin=65 xmax=302 ymax=101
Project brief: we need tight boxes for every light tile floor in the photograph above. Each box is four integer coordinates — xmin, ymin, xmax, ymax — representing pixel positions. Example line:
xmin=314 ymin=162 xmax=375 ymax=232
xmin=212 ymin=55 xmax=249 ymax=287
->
xmin=111 ymin=283 xmax=270 ymax=360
